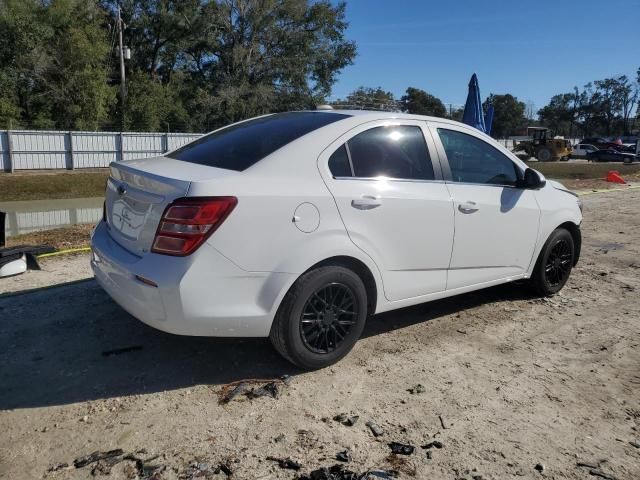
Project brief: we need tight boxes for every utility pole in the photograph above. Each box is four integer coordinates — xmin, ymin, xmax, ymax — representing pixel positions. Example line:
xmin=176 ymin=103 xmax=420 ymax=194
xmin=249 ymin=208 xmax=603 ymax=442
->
xmin=117 ymin=6 xmax=126 ymax=130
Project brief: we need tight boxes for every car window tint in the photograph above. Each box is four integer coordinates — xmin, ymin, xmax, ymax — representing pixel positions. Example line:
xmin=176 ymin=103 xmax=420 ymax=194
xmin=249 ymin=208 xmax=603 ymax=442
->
xmin=167 ymin=112 xmax=350 ymax=171
xmin=437 ymin=128 xmax=518 ymax=186
xmin=347 ymin=126 xmax=434 ymax=180
xmin=328 ymin=144 xmax=352 ymax=177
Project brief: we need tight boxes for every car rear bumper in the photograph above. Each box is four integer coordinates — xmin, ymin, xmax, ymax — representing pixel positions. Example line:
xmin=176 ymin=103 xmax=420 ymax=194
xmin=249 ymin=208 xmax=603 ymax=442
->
xmin=90 ymin=220 xmax=294 ymax=337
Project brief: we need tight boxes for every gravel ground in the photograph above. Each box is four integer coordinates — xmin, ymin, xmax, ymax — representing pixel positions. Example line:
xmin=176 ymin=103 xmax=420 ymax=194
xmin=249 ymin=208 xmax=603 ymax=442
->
xmin=0 ymin=190 xmax=639 ymax=480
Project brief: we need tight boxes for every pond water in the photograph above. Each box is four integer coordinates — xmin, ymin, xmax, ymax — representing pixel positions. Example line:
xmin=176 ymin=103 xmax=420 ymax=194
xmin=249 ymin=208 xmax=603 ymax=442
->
xmin=0 ymin=197 xmax=103 ymax=238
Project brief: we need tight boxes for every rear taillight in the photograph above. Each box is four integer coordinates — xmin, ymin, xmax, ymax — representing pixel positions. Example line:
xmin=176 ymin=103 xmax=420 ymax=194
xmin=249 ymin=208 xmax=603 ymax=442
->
xmin=151 ymin=197 xmax=237 ymax=256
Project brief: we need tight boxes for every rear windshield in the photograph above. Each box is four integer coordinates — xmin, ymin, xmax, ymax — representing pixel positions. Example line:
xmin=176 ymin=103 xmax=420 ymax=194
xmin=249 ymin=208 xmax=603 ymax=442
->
xmin=167 ymin=112 xmax=350 ymax=171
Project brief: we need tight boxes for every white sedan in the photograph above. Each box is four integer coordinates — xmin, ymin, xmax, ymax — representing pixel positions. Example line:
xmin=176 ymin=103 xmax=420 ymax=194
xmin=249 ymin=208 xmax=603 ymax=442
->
xmin=571 ymin=144 xmax=598 ymax=158
xmin=91 ymin=110 xmax=583 ymax=369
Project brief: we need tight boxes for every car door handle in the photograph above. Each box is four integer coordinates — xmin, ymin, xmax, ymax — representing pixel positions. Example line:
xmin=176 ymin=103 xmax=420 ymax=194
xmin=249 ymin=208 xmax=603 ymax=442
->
xmin=458 ymin=201 xmax=479 ymax=214
xmin=351 ymin=195 xmax=382 ymax=210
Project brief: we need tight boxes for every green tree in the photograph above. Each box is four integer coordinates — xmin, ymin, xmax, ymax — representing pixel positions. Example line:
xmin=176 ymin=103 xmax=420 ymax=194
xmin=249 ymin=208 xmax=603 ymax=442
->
xmin=0 ymin=0 xmax=114 ymax=130
xmin=483 ymin=93 xmax=526 ymax=138
xmin=537 ymin=93 xmax=578 ymax=137
xmin=400 ymin=87 xmax=446 ymax=117
xmin=333 ymin=86 xmax=396 ymax=110
xmin=105 ymin=0 xmax=356 ymax=130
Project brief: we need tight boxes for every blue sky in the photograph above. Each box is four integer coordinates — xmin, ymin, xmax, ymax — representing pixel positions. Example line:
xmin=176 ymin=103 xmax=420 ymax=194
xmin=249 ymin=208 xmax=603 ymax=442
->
xmin=331 ymin=0 xmax=640 ymax=111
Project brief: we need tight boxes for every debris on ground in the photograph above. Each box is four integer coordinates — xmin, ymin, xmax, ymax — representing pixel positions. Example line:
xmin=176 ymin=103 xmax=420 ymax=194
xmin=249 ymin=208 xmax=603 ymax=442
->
xmin=73 ymin=449 xmax=124 ymax=468
xmin=266 ymin=456 xmax=302 ymax=471
xmin=534 ymin=463 xmax=545 ymax=472
xmin=629 ymin=440 xmax=640 ymax=448
xmin=101 ymin=345 xmax=143 ymax=357
xmin=439 ymin=415 xmax=448 ymax=429
xmin=333 ymin=413 xmax=359 ymax=426
xmin=46 ymin=462 xmax=70 ymax=472
xmin=56 ymin=449 xmax=165 ymax=478
xmin=421 ymin=440 xmax=443 ymax=450
xmin=335 ymin=450 xmax=351 ymax=462
xmin=587 ymin=470 xmax=618 ymax=480
xmin=245 ymin=381 xmax=279 ymax=399
xmin=576 ymin=461 xmax=618 ymax=480
xmin=388 ymin=442 xmax=414 ymax=455
xmin=218 ymin=376 xmax=291 ymax=404
xmin=407 ymin=384 xmax=425 ymax=394
xmin=296 ymin=464 xmax=398 ymax=480
xmin=365 ymin=420 xmax=384 ymax=437
xmin=184 ymin=461 xmax=234 ymax=478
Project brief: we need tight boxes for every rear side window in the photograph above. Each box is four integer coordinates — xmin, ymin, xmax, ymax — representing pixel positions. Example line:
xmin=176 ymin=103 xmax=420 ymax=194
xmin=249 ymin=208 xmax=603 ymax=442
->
xmin=329 ymin=125 xmax=434 ymax=180
xmin=437 ymin=128 xmax=519 ymax=186
xmin=328 ymin=145 xmax=352 ymax=177
xmin=168 ymin=112 xmax=350 ymax=171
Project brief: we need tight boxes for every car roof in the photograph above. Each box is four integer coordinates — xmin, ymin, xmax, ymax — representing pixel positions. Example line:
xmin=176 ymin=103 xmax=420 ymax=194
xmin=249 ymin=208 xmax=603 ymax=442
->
xmin=302 ymin=109 xmax=474 ymax=129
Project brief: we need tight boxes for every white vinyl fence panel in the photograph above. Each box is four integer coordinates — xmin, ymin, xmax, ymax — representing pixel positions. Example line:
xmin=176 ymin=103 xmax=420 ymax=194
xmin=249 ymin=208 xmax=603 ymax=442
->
xmin=0 ymin=130 xmax=202 ymax=172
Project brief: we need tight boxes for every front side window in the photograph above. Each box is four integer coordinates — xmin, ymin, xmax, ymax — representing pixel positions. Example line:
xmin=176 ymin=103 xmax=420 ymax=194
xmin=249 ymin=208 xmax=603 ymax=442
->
xmin=328 ymin=125 xmax=434 ymax=180
xmin=437 ymin=128 xmax=519 ymax=186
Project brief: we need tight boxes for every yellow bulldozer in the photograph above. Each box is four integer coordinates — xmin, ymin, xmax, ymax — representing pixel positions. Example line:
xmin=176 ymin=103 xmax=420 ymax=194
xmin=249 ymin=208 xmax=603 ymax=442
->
xmin=512 ymin=127 xmax=572 ymax=162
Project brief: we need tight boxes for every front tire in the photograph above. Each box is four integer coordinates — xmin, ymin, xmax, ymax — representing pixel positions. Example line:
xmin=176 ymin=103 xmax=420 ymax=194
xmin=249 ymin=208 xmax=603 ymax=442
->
xmin=269 ymin=266 xmax=368 ymax=369
xmin=530 ymin=228 xmax=575 ymax=296
xmin=536 ymin=146 xmax=553 ymax=162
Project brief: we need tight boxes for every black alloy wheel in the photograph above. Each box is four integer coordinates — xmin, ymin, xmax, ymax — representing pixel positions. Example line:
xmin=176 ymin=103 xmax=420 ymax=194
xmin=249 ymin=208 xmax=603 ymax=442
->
xmin=299 ymin=282 xmax=358 ymax=354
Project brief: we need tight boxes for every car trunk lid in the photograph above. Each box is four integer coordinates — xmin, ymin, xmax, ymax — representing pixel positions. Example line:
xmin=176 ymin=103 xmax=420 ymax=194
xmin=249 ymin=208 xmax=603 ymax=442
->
xmin=105 ymin=157 xmax=238 ymax=256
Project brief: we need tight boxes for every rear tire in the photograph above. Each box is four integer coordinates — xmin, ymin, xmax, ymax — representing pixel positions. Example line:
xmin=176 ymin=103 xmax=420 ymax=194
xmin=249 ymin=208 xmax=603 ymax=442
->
xmin=269 ymin=266 xmax=368 ymax=369
xmin=530 ymin=228 xmax=575 ymax=296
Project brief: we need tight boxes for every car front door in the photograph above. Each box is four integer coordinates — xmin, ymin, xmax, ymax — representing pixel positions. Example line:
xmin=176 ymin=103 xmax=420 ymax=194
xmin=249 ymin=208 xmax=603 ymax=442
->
xmin=319 ymin=121 xmax=454 ymax=302
xmin=429 ymin=123 xmax=540 ymax=290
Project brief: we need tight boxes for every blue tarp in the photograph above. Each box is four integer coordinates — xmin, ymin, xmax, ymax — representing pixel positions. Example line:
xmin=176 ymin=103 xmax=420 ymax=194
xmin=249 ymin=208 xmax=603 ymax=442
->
xmin=462 ymin=73 xmax=493 ymax=135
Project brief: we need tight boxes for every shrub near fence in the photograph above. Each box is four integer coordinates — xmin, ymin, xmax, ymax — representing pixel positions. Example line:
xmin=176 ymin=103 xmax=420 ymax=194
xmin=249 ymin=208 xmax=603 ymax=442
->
xmin=0 ymin=130 xmax=203 ymax=172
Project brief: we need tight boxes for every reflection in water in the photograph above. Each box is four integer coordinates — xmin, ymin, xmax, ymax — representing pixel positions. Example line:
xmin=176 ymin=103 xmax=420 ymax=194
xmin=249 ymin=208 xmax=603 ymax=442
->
xmin=0 ymin=197 xmax=103 ymax=238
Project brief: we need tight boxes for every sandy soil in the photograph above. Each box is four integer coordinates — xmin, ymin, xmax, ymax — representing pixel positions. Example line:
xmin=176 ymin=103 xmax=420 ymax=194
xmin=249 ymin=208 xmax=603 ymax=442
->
xmin=0 ymin=190 xmax=639 ymax=480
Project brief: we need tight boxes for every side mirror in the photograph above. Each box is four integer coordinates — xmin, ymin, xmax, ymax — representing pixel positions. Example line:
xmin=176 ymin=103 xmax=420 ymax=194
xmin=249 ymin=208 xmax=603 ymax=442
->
xmin=518 ymin=168 xmax=546 ymax=190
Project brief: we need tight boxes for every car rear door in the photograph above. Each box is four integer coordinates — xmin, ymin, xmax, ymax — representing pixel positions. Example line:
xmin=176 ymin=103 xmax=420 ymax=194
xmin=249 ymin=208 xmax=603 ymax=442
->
xmin=318 ymin=120 xmax=454 ymax=302
xmin=428 ymin=122 xmax=540 ymax=290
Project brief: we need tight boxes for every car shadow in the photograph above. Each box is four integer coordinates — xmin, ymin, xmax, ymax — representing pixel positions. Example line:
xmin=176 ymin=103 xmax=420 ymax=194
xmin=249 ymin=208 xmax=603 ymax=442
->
xmin=0 ymin=279 xmax=535 ymax=410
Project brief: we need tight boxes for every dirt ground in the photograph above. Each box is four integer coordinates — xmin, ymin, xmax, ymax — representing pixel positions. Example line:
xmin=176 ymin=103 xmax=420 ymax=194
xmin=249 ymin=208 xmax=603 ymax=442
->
xmin=1 ymin=190 xmax=639 ymax=480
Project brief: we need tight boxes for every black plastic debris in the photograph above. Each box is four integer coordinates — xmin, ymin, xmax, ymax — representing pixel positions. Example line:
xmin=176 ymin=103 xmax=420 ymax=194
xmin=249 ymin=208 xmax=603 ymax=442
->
xmin=267 ymin=456 xmax=302 ymax=470
xmin=101 ymin=345 xmax=143 ymax=357
xmin=185 ymin=461 xmax=232 ymax=478
xmin=73 ymin=449 xmax=124 ymax=468
xmin=422 ymin=440 xmax=443 ymax=449
xmin=246 ymin=381 xmax=279 ymax=400
xmin=220 ymin=382 xmax=251 ymax=403
xmin=366 ymin=420 xmax=384 ymax=437
xmin=47 ymin=463 xmax=69 ymax=472
xmin=333 ymin=413 xmax=359 ymax=426
xmin=439 ymin=415 xmax=448 ymax=429
xmin=407 ymin=384 xmax=425 ymax=394
xmin=388 ymin=442 xmax=414 ymax=455
xmin=218 ymin=377 xmax=290 ymax=404
xmin=296 ymin=464 xmax=398 ymax=480
xmin=335 ymin=451 xmax=351 ymax=462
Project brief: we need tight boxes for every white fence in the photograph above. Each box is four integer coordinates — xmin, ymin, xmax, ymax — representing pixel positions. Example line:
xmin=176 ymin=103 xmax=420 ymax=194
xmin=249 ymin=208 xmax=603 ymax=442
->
xmin=0 ymin=130 xmax=203 ymax=172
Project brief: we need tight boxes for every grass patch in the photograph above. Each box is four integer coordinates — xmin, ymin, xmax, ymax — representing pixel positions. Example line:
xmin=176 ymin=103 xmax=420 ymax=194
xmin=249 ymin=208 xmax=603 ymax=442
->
xmin=0 ymin=171 xmax=108 ymax=202
xmin=6 ymin=224 xmax=93 ymax=250
xmin=528 ymin=161 xmax=640 ymax=180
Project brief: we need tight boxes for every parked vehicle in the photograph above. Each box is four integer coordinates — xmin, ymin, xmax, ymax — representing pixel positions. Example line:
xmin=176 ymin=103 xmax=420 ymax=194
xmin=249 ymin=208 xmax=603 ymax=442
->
xmin=512 ymin=127 xmax=572 ymax=161
xmin=586 ymin=149 xmax=638 ymax=162
xmin=580 ymin=137 xmax=624 ymax=151
xmin=91 ymin=110 xmax=583 ymax=369
xmin=571 ymin=144 xmax=599 ymax=158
